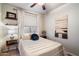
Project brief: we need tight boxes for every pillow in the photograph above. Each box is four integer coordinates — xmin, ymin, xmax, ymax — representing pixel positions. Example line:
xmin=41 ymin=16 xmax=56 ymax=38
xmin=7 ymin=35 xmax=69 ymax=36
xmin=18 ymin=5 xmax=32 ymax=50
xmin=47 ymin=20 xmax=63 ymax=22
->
xmin=31 ymin=34 xmax=39 ymax=41
xmin=14 ymin=34 xmax=18 ymax=40
xmin=22 ymin=33 xmax=31 ymax=40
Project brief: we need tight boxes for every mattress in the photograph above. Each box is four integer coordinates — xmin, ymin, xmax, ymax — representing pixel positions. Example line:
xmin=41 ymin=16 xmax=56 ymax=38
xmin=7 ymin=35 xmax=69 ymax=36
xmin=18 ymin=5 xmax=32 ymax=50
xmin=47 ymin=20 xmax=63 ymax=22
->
xmin=18 ymin=37 xmax=63 ymax=56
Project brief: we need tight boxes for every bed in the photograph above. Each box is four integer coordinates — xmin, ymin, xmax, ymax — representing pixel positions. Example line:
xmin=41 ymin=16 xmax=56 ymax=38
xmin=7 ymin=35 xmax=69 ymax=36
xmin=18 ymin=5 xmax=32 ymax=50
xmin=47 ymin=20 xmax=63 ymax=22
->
xmin=18 ymin=37 xmax=64 ymax=56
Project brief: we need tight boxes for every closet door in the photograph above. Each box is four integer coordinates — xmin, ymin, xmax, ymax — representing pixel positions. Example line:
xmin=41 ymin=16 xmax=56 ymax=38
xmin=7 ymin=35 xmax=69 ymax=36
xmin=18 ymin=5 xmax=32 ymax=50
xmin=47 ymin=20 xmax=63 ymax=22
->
xmin=23 ymin=12 xmax=37 ymax=33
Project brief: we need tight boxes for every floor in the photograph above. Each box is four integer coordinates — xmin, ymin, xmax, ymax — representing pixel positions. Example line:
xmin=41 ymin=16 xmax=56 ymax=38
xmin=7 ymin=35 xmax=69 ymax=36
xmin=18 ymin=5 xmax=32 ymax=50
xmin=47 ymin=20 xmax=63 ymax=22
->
xmin=0 ymin=49 xmax=20 ymax=56
xmin=0 ymin=49 xmax=73 ymax=56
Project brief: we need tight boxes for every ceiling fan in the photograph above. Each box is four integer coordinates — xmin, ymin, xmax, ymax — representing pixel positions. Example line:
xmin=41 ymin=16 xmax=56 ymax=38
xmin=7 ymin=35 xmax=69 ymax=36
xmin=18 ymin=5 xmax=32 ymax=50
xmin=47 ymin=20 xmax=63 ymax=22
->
xmin=30 ymin=3 xmax=46 ymax=10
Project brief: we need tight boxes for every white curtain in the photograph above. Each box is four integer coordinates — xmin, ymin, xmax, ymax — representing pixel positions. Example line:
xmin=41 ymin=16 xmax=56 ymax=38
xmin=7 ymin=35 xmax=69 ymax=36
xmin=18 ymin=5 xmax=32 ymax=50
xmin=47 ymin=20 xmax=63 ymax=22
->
xmin=18 ymin=10 xmax=38 ymax=38
xmin=23 ymin=12 xmax=37 ymax=26
xmin=23 ymin=12 xmax=37 ymax=34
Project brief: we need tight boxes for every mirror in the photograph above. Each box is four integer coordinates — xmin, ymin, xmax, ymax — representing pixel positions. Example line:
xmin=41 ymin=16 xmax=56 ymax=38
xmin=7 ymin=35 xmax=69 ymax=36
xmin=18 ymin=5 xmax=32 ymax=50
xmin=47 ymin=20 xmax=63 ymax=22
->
xmin=55 ymin=15 xmax=68 ymax=39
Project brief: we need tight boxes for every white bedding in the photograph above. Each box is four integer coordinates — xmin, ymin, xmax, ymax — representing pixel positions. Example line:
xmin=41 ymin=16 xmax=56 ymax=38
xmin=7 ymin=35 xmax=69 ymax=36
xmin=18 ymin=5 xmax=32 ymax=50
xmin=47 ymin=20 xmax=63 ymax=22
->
xmin=18 ymin=37 xmax=63 ymax=56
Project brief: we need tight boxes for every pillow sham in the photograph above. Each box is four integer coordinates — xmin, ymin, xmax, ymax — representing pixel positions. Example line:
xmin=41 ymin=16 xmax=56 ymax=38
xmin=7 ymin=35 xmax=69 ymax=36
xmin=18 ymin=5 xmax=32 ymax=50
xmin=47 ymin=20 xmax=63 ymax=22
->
xmin=22 ymin=33 xmax=31 ymax=40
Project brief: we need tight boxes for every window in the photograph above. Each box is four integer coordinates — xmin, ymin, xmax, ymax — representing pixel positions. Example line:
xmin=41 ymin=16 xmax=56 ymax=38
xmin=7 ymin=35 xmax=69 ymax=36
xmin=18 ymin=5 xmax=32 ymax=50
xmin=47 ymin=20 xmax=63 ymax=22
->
xmin=23 ymin=12 xmax=37 ymax=34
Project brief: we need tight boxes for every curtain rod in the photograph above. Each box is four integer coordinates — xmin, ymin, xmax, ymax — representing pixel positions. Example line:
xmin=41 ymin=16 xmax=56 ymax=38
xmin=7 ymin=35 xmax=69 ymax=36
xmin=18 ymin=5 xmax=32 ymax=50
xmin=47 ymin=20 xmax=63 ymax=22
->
xmin=24 ymin=11 xmax=37 ymax=15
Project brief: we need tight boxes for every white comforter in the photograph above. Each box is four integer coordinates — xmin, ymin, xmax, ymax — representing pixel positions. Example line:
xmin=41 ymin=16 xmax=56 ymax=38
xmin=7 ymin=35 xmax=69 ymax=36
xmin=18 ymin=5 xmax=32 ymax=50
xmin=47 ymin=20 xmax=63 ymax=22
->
xmin=18 ymin=37 xmax=62 ymax=56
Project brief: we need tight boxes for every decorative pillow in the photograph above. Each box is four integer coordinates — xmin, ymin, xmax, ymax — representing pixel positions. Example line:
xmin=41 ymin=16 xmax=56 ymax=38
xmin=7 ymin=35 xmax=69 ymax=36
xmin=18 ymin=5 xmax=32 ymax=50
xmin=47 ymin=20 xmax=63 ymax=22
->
xmin=14 ymin=34 xmax=18 ymax=40
xmin=31 ymin=34 xmax=39 ymax=41
xmin=22 ymin=33 xmax=31 ymax=40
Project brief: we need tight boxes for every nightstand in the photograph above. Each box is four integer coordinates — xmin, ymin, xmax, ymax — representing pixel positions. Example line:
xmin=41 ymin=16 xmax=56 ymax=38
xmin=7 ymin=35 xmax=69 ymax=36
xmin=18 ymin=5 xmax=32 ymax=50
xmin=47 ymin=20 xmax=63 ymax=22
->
xmin=40 ymin=35 xmax=47 ymax=39
xmin=6 ymin=40 xmax=18 ymax=52
xmin=41 ymin=31 xmax=47 ymax=39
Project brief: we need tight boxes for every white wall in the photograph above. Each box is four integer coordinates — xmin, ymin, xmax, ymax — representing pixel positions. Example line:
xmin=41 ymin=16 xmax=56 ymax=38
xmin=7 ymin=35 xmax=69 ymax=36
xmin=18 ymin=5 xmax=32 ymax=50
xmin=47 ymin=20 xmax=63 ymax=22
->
xmin=0 ymin=4 xmax=1 ymax=21
xmin=0 ymin=4 xmax=8 ymax=50
xmin=2 ymin=4 xmax=18 ymax=25
xmin=44 ymin=4 xmax=79 ymax=55
xmin=0 ymin=4 xmax=7 ymax=39
xmin=0 ymin=4 xmax=3 ymax=49
xmin=0 ymin=4 xmax=2 ymax=38
xmin=37 ymin=14 xmax=45 ymax=35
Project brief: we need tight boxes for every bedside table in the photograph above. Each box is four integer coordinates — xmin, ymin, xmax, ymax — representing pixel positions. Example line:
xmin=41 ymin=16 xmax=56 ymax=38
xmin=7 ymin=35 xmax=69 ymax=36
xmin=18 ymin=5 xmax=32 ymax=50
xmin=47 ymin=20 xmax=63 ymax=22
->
xmin=6 ymin=40 xmax=18 ymax=52
xmin=41 ymin=35 xmax=47 ymax=39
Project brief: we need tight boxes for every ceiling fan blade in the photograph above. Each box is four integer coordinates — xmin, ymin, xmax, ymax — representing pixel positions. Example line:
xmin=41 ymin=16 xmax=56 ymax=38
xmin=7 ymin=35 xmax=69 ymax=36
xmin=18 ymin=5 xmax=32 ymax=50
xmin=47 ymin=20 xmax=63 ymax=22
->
xmin=42 ymin=5 xmax=46 ymax=10
xmin=30 ymin=3 xmax=37 ymax=7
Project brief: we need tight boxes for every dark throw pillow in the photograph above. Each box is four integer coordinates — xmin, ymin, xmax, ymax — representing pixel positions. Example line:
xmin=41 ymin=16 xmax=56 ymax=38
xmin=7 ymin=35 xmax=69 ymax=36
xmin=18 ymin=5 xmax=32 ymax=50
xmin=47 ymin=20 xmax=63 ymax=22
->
xmin=31 ymin=34 xmax=39 ymax=41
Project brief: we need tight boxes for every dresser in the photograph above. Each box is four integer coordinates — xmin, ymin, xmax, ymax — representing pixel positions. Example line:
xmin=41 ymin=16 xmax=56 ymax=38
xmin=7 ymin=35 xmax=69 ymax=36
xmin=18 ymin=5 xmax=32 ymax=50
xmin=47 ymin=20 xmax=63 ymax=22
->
xmin=6 ymin=40 xmax=18 ymax=52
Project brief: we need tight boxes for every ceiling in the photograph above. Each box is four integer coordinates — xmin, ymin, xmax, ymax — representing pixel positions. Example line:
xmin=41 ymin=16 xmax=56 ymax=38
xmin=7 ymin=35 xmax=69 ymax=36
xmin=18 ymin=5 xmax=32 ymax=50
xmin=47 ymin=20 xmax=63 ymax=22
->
xmin=9 ymin=3 xmax=65 ymax=14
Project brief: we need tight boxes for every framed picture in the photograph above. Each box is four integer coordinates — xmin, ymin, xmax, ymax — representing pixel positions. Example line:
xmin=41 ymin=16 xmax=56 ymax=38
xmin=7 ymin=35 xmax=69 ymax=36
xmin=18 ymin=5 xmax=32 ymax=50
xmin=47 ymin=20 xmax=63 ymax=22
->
xmin=6 ymin=12 xmax=17 ymax=20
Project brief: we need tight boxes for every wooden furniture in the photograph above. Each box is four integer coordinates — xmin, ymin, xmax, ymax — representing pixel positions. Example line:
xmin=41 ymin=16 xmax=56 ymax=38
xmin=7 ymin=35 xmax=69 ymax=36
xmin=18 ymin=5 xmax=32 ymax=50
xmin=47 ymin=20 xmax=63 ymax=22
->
xmin=41 ymin=35 xmax=47 ymax=39
xmin=41 ymin=31 xmax=47 ymax=39
xmin=6 ymin=40 xmax=18 ymax=52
